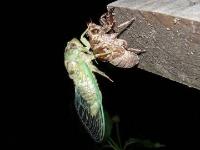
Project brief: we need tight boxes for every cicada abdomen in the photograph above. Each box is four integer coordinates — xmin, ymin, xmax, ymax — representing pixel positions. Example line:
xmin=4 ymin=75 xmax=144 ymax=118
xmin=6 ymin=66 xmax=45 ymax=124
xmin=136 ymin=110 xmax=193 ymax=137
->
xmin=64 ymin=38 xmax=111 ymax=142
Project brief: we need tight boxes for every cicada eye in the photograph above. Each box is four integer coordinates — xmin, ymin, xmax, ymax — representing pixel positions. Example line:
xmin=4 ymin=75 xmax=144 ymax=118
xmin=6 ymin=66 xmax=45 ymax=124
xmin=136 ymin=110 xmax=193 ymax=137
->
xmin=70 ymin=42 xmax=76 ymax=47
xmin=91 ymin=28 xmax=100 ymax=34
xmin=68 ymin=42 xmax=77 ymax=49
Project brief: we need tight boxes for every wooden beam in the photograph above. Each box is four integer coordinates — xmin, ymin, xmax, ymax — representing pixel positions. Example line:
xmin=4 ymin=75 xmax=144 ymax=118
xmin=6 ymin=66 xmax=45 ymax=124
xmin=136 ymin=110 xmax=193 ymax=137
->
xmin=108 ymin=0 xmax=200 ymax=90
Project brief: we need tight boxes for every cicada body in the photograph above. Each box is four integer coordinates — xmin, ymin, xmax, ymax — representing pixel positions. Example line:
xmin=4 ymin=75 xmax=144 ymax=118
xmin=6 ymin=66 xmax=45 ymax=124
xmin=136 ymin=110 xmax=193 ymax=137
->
xmin=64 ymin=38 xmax=112 ymax=142
xmin=85 ymin=8 xmax=145 ymax=68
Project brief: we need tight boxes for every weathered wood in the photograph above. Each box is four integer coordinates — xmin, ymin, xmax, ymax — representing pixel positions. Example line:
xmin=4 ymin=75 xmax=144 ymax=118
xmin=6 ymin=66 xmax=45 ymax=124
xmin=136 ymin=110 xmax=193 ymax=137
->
xmin=108 ymin=0 xmax=200 ymax=90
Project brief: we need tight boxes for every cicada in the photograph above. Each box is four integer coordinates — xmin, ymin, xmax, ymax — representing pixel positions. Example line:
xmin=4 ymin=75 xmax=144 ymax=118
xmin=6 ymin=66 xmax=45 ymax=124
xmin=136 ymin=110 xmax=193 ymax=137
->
xmin=64 ymin=33 xmax=112 ymax=142
xmin=84 ymin=8 xmax=145 ymax=68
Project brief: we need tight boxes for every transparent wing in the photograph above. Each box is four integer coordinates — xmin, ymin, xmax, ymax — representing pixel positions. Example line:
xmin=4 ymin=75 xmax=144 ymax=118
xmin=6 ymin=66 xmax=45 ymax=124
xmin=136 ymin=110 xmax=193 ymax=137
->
xmin=74 ymin=88 xmax=105 ymax=142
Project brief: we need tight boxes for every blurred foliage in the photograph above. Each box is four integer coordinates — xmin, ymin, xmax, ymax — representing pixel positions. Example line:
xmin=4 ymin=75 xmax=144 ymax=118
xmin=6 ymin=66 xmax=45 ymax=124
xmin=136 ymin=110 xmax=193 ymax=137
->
xmin=100 ymin=112 xmax=165 ymax=150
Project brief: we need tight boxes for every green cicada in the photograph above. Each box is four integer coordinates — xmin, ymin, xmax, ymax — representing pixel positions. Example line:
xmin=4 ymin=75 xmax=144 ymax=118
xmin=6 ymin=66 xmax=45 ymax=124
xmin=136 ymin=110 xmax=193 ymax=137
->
xmin=64 ymin=31 xmax=112 ymax=142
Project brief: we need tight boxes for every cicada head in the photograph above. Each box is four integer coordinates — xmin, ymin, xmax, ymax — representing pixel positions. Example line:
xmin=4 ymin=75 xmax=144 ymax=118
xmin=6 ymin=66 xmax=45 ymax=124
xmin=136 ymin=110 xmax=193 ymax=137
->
xmin=64 ymin=38 xmax=83 ymax=61
xmin=86 ymin=23 xmax=104 ymax=38
xmin=64 ymin=38 xmax=83 ymax=65
xmin=66 ymin=38 xmax=83 ymax=50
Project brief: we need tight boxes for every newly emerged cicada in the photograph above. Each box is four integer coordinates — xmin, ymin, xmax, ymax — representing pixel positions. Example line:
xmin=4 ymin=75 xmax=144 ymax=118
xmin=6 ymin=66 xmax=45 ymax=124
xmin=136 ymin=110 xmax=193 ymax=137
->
xmin=64 ymin=32 xmax=112 ymax=142
xmin=83 ymin=8 xmax=145 ymax=68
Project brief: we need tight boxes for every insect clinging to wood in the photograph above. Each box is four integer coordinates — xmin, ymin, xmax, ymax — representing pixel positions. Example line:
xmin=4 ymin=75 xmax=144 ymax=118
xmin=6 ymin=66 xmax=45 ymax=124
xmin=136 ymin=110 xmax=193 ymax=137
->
xmin=64 ymin=31 xmax=112 ymax=142
xmin=83 ymin=8 xmax=145 ymax=68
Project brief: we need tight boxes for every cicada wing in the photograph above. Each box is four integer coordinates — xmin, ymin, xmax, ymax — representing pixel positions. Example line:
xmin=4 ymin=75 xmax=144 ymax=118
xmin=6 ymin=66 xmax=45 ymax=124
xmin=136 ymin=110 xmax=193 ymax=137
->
xmin=74 ymin=88 xmax=105 ymax=142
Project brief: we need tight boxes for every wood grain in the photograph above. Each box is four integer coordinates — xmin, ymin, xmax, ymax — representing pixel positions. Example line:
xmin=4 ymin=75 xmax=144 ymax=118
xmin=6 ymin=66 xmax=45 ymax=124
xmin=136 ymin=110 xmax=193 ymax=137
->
xmin=108 ymin=0 xmax=200 ymax=90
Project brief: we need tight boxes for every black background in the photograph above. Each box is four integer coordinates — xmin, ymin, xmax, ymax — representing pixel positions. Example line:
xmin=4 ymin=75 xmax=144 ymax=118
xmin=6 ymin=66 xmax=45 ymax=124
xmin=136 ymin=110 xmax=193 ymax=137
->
xmin=6 ymin=0 xmax=200 ymax=149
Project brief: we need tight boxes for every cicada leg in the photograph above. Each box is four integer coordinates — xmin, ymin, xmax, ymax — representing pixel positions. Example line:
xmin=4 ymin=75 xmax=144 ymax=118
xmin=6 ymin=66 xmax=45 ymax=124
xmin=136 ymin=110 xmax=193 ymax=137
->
xmin=114 ymin=18 xmax=135 ymax=38
xmin=128 ymin=48 xmax=146 ymax=54
xmin=117 ymin=18 xmax=135 ymax=29
xmin=80 ymin=28 xmax=91 ymax=53
xmin=90 ymin=64 xmax=113 ymax=82
xmin=94 ymin=43 xmax=118 ymax=58
xmin=94 ymin=51 xmax=112 ymax=58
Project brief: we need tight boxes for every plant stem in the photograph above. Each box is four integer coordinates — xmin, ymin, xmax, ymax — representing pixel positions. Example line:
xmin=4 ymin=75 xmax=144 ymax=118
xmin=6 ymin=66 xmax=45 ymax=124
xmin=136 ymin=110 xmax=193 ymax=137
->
xmin=107 ymin=137 xmax=121 ymax=150
xmin=115 ymin=123 xmax=122 ymax=149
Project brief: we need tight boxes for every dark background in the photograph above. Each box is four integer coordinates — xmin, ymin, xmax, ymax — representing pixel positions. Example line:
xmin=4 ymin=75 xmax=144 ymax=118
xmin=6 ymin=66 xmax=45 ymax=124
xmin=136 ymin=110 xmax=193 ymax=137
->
xmin=6 ymin=0 xmax=200 ymax=149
